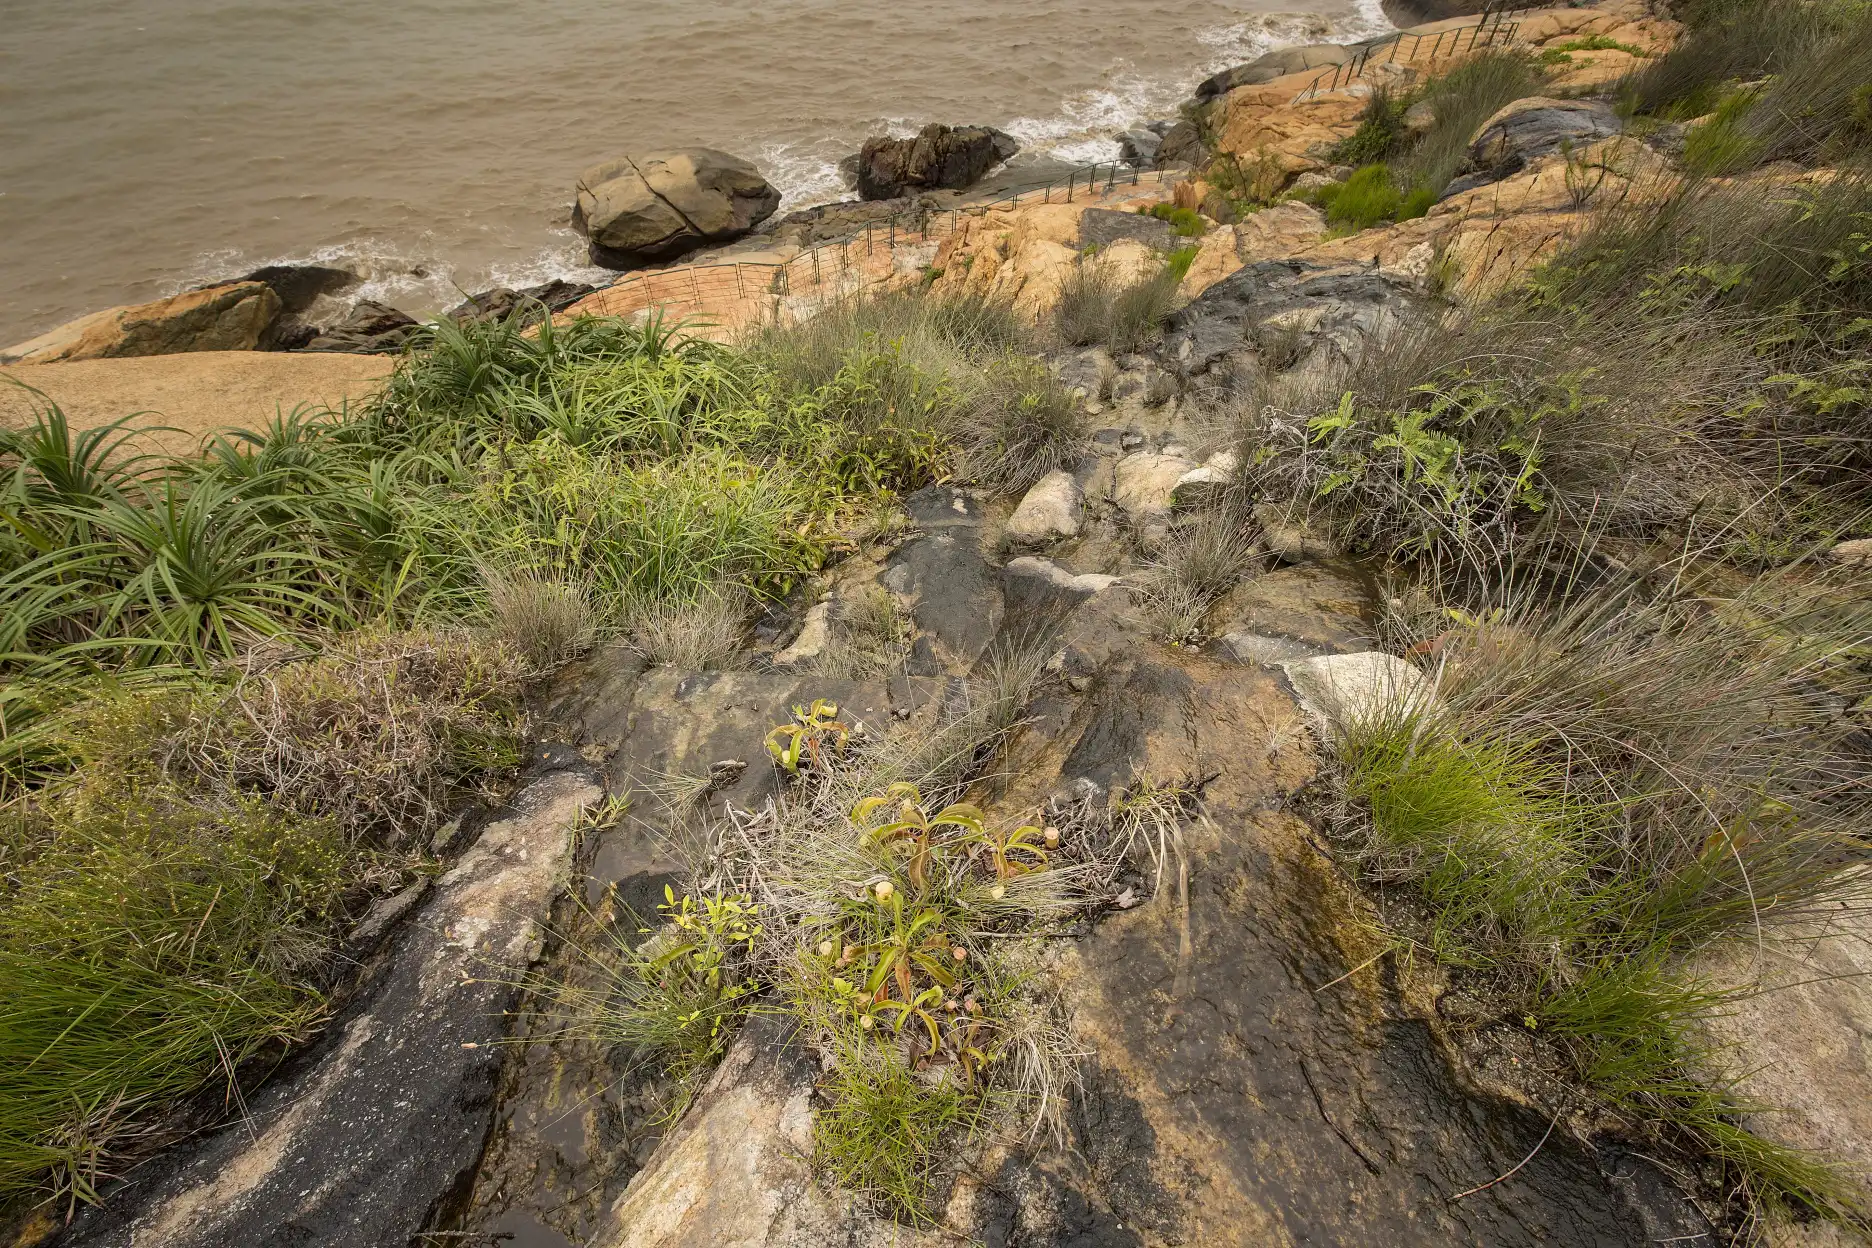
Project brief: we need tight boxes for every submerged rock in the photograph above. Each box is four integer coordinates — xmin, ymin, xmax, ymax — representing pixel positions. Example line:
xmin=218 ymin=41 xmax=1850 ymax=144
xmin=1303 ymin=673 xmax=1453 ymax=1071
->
xmin=1192 ymin=42 xmax=1352 ymax=103
xmin=852 ymin=123 xmax=1018 ymax=200
xmin=1155 ymin=119 xmax=1207 ymax=167
xmin=574 ymin=149 xmax=782 ymax=268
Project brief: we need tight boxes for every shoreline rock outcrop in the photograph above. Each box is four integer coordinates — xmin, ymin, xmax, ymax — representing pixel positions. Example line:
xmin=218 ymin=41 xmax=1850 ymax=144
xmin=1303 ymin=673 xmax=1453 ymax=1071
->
xmin=2 ymin=282 xmax=282 ymax=365
xmin=851 ymin=123 xmax=1019 ymax=200
xmin=574 ymin=149 xmax=782 ymax=268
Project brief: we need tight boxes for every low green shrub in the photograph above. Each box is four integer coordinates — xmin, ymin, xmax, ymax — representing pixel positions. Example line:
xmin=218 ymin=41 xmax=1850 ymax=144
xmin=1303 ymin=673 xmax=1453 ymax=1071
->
xmin=1330 ymin=87 xmax=1410 ymax=167
xmin=1313 ymin=164 xmax=1435 ymax=233
xmin=1147 ymin=203 xmax=1208 ymax=237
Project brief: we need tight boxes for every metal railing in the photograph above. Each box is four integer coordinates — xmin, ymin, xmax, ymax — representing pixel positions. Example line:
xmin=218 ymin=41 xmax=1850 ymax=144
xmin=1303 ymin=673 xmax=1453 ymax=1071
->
xmin=1293 ymin=10 xmax=1526 ymax=102
xmin=576 ymin=162 xmax=1183 ymax=327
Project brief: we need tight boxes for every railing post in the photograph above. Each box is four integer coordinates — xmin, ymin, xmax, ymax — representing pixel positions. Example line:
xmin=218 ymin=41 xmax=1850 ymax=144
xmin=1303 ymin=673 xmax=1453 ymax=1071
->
xmin=1066 ymin=171 xmax=1074 ymax=203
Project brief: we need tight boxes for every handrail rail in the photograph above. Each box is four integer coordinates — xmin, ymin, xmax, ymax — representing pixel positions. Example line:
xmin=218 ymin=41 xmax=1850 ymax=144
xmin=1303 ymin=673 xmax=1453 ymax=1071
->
xmin=1292 ymin=10 xmax=1527 ymax=103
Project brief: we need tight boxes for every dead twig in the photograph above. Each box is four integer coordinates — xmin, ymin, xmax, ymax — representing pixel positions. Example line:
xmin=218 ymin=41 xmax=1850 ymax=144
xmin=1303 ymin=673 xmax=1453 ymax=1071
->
xmin=1450 ymin=1111 xmax=1561 ymax=1201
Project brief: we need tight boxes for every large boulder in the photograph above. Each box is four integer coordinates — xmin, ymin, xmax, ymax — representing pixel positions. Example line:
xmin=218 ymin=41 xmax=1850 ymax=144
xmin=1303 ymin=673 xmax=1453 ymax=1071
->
xmin=852 ymin=124 xmax=1019 ymax=200
xmin=1155 ymin=118 xmax=1207 ymax=167
xmin=2 ymin=282 xmax=282 ymax=365
xmin=1161 ymin=258 xmax=1425 ymax=383
xmin=1193 ymin=43 xmax=1352 ymax=104
xmin=573 ymin=149 xmax=782 ymax=268
xmin=1457 ymin=97 xmax=1622 ymax=188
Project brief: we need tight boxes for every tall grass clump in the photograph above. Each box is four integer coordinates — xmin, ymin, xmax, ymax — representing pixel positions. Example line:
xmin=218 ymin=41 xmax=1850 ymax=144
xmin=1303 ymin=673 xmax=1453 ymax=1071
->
xmin=1245 ymin=166 xmax=1872 ymax=584
xmin=0 ymin=795 xmax=363 ymax=1207
xmin=1054 ymin=263 xmax=1181 ymax=354
xmin=1394 ymin=51 xmax=1544 ymax=194
xmin=1620 ymin=0 xmax=1832 ymax=122
xmin=959 ymin=356 xmax=1087 ymax=495
xmin=1333 ymin=567 xmax=1872 ymax=1220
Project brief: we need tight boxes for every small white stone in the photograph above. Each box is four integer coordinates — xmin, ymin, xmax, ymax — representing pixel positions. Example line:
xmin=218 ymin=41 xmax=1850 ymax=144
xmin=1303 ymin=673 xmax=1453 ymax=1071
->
xmin=1277 ymin=652 xmax=1432 ymax=740
xmin=1004 ymin=556 xmax=1121 ymax=595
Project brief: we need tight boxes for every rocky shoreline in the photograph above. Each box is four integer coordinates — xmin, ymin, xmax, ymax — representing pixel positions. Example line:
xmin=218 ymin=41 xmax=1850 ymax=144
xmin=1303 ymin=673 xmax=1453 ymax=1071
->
xmin=0 ymin=6 xmax=1443 ymax=368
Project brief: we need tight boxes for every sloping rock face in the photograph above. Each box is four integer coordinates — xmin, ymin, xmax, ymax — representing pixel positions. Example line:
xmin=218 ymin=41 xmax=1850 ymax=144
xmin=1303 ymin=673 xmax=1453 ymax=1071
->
xmin=853 ymin=123 xmax=1019 ymax=200
xmin=574 ymin=149 xmax=782 ymax=268
xmin=1 ymin=350 xmax=395 ymax=456
xmin=1194 ymin=42 xmax=1353 ymax=103
xmin=58 ymin=767 xmax=603 ymax=1248
xmin=1161 ymin=258 xmax=1425 ymax=384
xmin=477 ymin=481 xmax=1716 ymax=1247
xmin=2 ymin=282 xmax=281 ymax=365
xmin=1453 ymin=96 xmax=1623 ymax=192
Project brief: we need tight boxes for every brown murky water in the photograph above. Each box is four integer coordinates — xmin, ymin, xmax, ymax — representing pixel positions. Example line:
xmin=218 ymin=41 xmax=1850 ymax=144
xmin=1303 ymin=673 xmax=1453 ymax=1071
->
xmin=0 ymin=0 xmax=1393 ymax=346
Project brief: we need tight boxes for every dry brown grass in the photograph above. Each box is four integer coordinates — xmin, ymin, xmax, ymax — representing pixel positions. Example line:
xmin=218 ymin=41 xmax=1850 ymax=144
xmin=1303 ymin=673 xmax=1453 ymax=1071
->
xmin=79 ymin=630 xmax=528 ymax=846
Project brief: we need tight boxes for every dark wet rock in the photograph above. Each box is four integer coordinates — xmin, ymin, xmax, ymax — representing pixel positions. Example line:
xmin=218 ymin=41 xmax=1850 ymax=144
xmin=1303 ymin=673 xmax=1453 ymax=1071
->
xmin=342 ymin=876 xmax=431 ymax=958
xmin=446 ymin=279 xmax=601 ymax=326
xmin=299 ymin=298 xmax=420 ymax=354
xmin=1079 ymin=206 xmax=1178 ymax=252
xmin=236 ymin=262 xmax=359 ymax=313
xmin=763 ymin=196 xmax=925 ymax=248
xmin=1193 ymin=43 xmax=1352 ymax=103
xmin=988 ymin=636 xmax=1705 ymax=1244
xmin=59 ymin=769 xmax=603 ymax=1248
xmin=574 ymin=149 xmax=782 ymax=268
xmin=1118 ymin=127 xmax=1163 ymax=170
xmin=596 ymin=668 xmax=897 ymax=818
xmin=884 ymin=486 xmax=1003 ymax=668
xmin=1001 ymin=557 xmax=1122 ymax=617
xmin=233 ymin=263 xmax=359 ymax=349
xmin=852 ymin=124 xmax=1020 ymax=200
xmin=1154 ymin=119 xmax=1206 ymax=168
xmin=1460 ymin=97 xmax=1622 ymax=189
xmin=520 ymin=277 xmax=603 ymax=313
xmin=1160 ymin=259 xmax=1424 ymax=382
